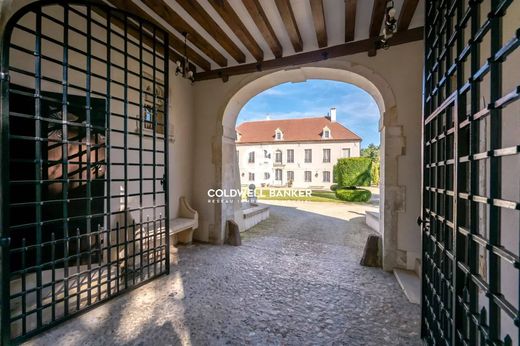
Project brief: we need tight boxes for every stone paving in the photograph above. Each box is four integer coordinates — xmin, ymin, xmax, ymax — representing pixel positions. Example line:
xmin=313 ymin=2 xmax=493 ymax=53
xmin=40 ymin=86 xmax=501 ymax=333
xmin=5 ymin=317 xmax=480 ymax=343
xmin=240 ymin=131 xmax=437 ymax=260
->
xmin=27 ymin=200 xmax=421 ymax=346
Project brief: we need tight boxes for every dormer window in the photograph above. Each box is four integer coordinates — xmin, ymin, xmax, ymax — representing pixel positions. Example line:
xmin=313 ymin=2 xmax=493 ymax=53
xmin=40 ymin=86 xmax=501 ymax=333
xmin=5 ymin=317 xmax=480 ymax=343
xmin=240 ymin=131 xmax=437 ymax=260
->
xmin=275 ymin=128 xmax=283 ymax=140
xmin=236 ymin=131 xmax=241 ymax=142
xmin=322 ymin=126 xmax=331 ymax=139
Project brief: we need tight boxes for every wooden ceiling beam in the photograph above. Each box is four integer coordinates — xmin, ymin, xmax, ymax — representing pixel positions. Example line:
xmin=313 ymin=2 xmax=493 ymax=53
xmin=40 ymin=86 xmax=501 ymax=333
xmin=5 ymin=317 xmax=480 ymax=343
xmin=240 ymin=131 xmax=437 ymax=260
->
xmin=195 ymin=27 xmax=424 ymax=81
xmin=274 ymin=0 xmax=303 ymax=52
xmin=141 ymin=0 xmax=228 ymax=67
xmin=175 ymin=0 xmax=246 ymax=63
xmin=242 ymin=0 xmax=283 ymax=58
xmin=344 ymin=0 xmax=357 ymax=42
xmin=397 ymin=0 xmax=419 ymax=32
xmin=209 ymin=0 xmax=263 ymax=62
xmin=310 ymin=0 xmax=328 ymax=48
xmin=105 ymin=0 xmax=209 ymax=71
xmin=369 ymin=0 xmax=387 ymax=38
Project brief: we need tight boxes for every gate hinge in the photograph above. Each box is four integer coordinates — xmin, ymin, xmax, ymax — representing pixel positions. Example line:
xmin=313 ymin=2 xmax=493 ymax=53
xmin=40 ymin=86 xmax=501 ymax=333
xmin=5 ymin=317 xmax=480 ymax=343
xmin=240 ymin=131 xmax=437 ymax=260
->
xmin=0 ymin=72 xmax=9 ymax=82
xmin=0 ymin=237 xmax=11 ymax=248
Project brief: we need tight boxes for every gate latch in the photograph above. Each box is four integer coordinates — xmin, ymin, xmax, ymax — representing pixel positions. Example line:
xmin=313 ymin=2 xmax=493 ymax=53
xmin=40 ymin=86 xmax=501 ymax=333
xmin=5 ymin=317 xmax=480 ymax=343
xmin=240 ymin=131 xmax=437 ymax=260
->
xmin=0 ymin=72 xmax=9 ymax=82
xmin=160 ymin=174 xmax=166 ymax=191
xmin=0 ymin=237 xmax=11 ymax=248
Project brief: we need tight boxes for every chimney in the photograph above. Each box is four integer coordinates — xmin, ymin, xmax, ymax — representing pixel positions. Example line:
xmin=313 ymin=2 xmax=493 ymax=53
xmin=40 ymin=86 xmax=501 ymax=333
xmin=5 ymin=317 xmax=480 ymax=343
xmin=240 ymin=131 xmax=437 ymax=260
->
xmin=329 ymin=107 xmax=337 ymax=122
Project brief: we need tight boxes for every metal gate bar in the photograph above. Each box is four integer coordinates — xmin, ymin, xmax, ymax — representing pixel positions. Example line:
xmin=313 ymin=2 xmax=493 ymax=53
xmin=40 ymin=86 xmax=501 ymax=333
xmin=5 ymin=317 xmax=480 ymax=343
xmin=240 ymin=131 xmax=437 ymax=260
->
xmin=0 ymin=2 xmax=170 ymax=343
xmin=422 ymin=0 xmax=520 ymax=345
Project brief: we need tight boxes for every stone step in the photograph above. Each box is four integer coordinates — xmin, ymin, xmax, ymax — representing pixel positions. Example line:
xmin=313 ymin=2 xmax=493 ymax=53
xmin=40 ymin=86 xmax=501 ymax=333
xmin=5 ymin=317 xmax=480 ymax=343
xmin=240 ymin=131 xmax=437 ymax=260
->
xmin=365 ymin=211 xmax=380 ymax=233
xmin=394 ymin=268 xmax=421 ymax=305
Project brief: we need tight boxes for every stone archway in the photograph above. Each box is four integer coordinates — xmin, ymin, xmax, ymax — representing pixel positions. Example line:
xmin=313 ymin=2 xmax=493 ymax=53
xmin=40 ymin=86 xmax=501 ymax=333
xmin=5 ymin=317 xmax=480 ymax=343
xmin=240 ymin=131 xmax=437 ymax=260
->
xmin=216 ymin=62 xmax=405 ymax=271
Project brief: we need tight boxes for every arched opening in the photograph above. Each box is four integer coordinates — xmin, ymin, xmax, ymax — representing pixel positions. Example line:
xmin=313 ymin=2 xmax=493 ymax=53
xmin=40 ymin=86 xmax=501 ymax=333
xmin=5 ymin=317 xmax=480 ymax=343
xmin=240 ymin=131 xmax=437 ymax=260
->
xmin=216 ymin=65 xmax=406 ymax=271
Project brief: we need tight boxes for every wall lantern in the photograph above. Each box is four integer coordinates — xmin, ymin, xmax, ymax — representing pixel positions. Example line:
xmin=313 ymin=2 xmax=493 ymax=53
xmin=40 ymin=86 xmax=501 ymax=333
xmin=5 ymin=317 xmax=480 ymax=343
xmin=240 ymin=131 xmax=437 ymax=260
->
xmin=379 ymin=1 xmax=397 ymax=50
xmin=175 ymin=32 xmax=195 ymax=82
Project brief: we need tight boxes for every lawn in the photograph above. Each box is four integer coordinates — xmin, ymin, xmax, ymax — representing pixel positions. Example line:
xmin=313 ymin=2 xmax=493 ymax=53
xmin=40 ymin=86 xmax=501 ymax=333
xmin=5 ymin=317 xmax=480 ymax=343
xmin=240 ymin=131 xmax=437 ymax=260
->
xmin=246 ymin=188 xmax=345 ymax=203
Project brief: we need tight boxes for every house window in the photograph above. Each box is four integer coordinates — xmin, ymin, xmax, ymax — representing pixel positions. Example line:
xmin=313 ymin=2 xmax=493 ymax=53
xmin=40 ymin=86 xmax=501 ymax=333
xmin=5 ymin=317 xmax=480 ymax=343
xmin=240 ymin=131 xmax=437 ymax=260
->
xmin=323 ymin=130 xmax=330 ymax=138
xmin=304 ymin=149 xmax=312 ymax=163
xmin=342 ymin=148 xmax=351 ymax=158
xmin=275 ymin=169 xmax=282 ymax=181
xmin=323 ymin=149 xmax=331 ymax=163
xmin=249 ymin=173 xmax=255 ymax=181
xmin=287 ymin=171 xmax=294 ymax=182
xmin=287 ymin=149 xmax=294 ymax=163
xmin=275 ymin=150 xmax=282 ymax=163
xmin=304 ymin=171 xmax=312 ymax=182
xmin=323 ymin=171 xmax=331 ymax=182
xmin=264 ymin=172 xmax=270 ymax=180
xmin=248 ymin=151 xmax=255 ymax=163
xmin=275 ymin=129 xmax=283 ymax=140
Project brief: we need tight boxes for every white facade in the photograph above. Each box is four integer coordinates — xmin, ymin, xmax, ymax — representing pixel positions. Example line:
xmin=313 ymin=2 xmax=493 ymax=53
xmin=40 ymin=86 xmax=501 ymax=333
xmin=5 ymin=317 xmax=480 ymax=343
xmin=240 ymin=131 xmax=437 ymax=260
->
xmin=237 ymin=140 xmax=360 ymax=189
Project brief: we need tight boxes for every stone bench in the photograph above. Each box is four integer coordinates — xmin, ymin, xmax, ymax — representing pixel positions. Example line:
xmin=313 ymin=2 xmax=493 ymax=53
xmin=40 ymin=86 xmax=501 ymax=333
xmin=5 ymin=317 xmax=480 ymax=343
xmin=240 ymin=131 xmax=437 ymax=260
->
xmin=170 ymin=196 xmax=198 ymax=245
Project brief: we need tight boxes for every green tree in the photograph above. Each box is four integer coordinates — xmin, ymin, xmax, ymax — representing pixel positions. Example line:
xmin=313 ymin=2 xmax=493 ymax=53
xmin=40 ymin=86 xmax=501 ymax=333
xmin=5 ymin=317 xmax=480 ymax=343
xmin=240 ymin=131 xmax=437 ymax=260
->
xmin=361 ymin=144 xmax=380 ymax=186
xmin=361 ymin=143 xmax=380 ymax=162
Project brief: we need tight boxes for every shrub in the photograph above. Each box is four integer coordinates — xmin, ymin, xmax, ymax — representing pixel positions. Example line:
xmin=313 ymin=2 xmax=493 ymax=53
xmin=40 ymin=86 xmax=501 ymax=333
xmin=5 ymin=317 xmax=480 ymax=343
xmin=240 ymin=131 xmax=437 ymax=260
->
xmin=334 ymin=157 xmax=373 ymax=187
xmin=335 ymin=188 xmax=372 ymax=202
xmin=330 ymin=184 xmax=338 ymax=191
xmin=371 ymin=161 xmax=380 ymax=186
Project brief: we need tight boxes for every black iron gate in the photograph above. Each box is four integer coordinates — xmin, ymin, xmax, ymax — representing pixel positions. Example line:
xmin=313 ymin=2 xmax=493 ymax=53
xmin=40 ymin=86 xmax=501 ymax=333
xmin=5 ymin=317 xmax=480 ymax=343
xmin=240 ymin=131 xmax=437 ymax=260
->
xmin=0 ymin=1 xmax=170 ymax=343
xmin=422 ymin=0 xmax=519 ymax=345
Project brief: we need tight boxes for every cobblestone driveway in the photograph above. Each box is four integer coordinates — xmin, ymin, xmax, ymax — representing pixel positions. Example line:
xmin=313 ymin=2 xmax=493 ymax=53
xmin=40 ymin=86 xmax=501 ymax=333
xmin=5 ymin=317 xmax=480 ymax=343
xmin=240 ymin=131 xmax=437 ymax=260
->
xmin=28 ymin=200 xmax=421 ymax=346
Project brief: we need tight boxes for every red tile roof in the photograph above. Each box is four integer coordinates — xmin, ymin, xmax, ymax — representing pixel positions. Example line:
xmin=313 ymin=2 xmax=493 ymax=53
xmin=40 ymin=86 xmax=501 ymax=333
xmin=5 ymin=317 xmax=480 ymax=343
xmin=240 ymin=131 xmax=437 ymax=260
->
xmin=236 ymin=117 xmax=362 ymax=144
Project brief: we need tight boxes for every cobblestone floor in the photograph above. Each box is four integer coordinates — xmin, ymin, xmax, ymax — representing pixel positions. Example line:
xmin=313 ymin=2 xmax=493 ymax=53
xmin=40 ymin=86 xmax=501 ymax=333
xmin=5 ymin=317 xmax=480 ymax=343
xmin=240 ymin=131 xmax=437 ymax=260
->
xmin=27 ymin=200 xmax=421 ymax=346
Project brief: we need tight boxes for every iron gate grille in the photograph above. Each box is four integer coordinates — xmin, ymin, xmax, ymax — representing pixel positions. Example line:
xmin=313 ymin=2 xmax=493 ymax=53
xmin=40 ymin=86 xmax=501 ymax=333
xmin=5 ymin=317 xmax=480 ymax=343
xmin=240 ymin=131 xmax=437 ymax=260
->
xmin=0 ymin=2 xmax=170 ymax=343
xmin=422 ymin=0 xmax=519 ymax=345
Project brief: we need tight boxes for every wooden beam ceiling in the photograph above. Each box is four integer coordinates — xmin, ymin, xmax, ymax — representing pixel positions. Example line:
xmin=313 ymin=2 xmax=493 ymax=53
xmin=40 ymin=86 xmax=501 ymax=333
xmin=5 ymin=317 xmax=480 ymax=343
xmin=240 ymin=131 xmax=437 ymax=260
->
xmin=242 ymin=0 xmax=283 ymax=58
xmin=309 ymin=0 xmax=328 ymax=48
xmin=195 ymin=27 xmax=424 ymax=81
xmin=106 ymin=0 xmax=210 ymax=71
xmin=175 ymin=0 xmax=246 ymax=63
xmin=209 ymin=0 xmax=264 ymax=62
xmin=344 ymin=0 xmax=357 ymax=42
xmin=141 ymin=0 xmax=228 ymax=67
xmin=369 ymin=0 xmax=387 ymax=38
xmin=274 ymin=0 xmax=303 ymax=52
xmin=397 ymin=0 xmax=419 ymax=32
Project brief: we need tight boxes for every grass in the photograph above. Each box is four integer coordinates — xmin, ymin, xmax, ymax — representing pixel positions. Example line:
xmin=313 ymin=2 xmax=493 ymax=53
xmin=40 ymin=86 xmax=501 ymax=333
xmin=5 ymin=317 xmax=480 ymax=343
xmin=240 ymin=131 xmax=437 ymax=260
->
xmin=245 ymin=188 xmax=347 ymax=203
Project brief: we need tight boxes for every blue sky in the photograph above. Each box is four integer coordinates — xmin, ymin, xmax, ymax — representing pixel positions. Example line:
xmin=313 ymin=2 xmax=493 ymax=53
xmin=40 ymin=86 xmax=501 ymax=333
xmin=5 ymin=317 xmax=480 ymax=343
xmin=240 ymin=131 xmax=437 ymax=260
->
xmin=237 ymin=80 xmax=380 ymax=147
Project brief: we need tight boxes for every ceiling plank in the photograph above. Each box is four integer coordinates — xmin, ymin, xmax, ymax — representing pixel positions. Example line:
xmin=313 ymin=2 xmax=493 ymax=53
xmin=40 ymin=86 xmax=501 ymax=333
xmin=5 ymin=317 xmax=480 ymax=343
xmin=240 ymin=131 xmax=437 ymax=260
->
xmin=369 ymin=0 xmax=387 ymax=38
xmin=209 ymin=0 xmax=263 ymax=62
xmin=242 ymin=0 xmax=283 ymax=58
xmin=141 ymin=0 xmax=228 ymax=67
xmin=344 ymin=0 xmax=357 ymax=42
xmin=309 ymin=0 xmax=328 ymax=48
xmin=195 ymin=27 xmax=424 ymax=81
xmin=105 ymin=0 xmax=210 ymax=71
xmin=175 ymin=0 xmax=246 ymax=63
xmin=274 ymin=0 xmax=303 ymax=52
xmin=397 ymin=0 xmax=419 ymax=32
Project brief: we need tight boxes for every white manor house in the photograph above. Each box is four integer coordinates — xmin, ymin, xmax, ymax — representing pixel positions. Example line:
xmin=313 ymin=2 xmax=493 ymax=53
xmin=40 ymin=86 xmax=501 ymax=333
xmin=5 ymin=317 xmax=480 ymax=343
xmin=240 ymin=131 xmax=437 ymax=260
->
xmin=236 ymin=108 xmax=361 ymax=189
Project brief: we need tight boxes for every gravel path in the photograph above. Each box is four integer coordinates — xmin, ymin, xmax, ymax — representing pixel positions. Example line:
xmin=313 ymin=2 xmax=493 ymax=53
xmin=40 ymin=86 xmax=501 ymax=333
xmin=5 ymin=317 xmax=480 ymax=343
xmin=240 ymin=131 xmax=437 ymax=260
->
xmin=27 ymin=200 xmax=421 ymax=346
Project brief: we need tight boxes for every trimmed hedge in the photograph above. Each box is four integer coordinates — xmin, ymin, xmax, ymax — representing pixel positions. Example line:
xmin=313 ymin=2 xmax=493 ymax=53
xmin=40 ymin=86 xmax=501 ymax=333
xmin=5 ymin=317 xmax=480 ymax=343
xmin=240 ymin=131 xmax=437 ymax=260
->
xmin=330 ymin=184 xmax=339 ymax=191
xmin=334 ymin=157 xmax=373 ymax=187
xmin=335 ymin=188 xmax=372 ymax=202
xmin=371 ymin=161 xmax=380 ymax=186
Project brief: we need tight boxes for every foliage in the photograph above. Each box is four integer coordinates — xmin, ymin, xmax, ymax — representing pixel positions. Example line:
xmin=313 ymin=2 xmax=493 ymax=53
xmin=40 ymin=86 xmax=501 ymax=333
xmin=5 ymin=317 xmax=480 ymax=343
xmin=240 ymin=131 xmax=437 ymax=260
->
xmin=371 ymin=161 xmax=380 ymax=186
xmin=361 ymin=144 xmax=380 ymax=161
xmin=330 ymin=184 xmax=338 ymax=191
xmin=335 ymin=188 xmax=372 ymax=202
xmin=361 ymin=143 xmax=380 ymax=186
xmin=334 ymin=157 xmax=373 ymax=187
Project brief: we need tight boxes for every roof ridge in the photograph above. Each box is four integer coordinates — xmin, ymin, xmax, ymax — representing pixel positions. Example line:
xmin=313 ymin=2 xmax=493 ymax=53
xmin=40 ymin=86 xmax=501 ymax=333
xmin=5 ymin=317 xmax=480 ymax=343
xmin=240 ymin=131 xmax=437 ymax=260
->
xmin=237 ymin=116 xmax=327 ymax=125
